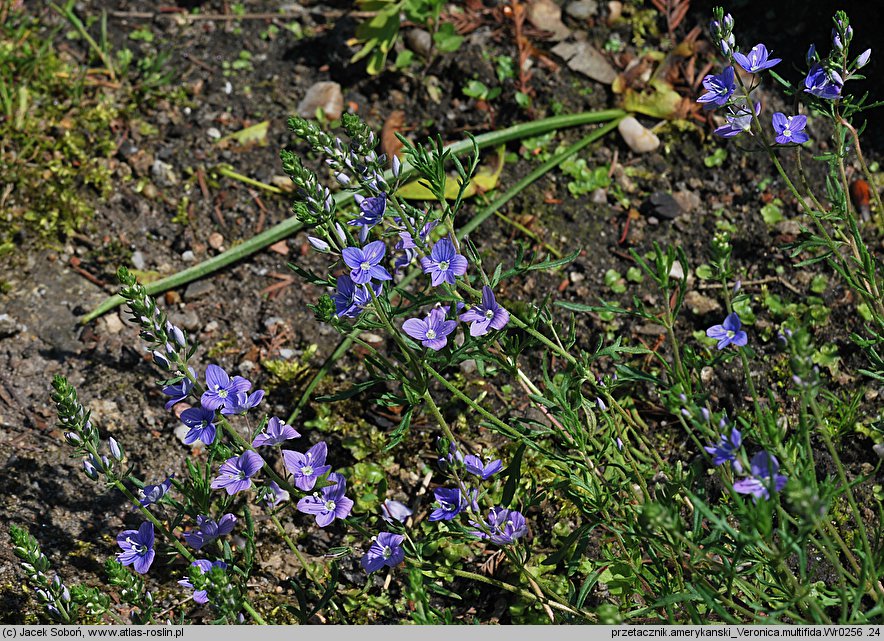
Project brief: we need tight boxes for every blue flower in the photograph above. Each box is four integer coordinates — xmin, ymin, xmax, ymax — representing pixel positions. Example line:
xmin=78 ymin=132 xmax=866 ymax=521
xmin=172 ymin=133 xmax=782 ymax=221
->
xmin=361 ymin=532 xmax=406 ymax=574
xmin=139 ymin=476 xmax=174 ymax=507
xmin=804 ymin=64 xmax=843 ymax=100
xmin=464 ymin=455 xmax=503 ymax=480
xmin=210 ymin=451 xmax=264 ymax=496
xmin=183 ymin=514 xmax=237 ymax=550
xmin=201 ymin=364 xmax=252 ymax=411
xmin=381 ymin=499 xmax=413 ymax=524
xmin=178 ymin=560 xmax=227 ymax=604
xmin=282 ymin=441 xmax=331 ymax=491
xmin=706 ymin=312 xmax=748 ymax=350
xmin=428 ymin=487 xmax=469 ymax=521
xmin=733 ymin=43 xmax=781 ymax=73
xmin=349 ymin=193 xmax=387 ymax=242
xmin=297 ymin=472 xmax=354 ymax=527
xmin=161 ymin=369 xmax=196 ymax=410
xmin=772 ymin=113 xmax=809 ymax=145
xmin=220 ymin=389 xmax=265 ymax=416
xmin=704 ymin=427 xmax=742 ymax=467
xmin=333 ymin=275 xmax=381 ymax=318
xmin=420 ymin=238 xmax=468 ymax=287
xmin=469 ymin=507 xmax=528 ymax=545
xmin=180 ymin=406 xmax=217 ymax=446
xmin=714 ymin=101 xmax=760 ymax=138
xmin=252 ymin=416 xmax=300 ymax=448
xmin=733 ymin=451 xmax=787 ymax=500
xmin=697 ymin=66 xmax=736 ymax=108
xmin=116 ymin=522 xmax=155 ymax=574
xmin=342 ymin=241 xmax=392 ymax=285
xmin=460 ymin=286 xmax=510 ymax=337
xmin=402 ymin=308 xmax=458 ymax=351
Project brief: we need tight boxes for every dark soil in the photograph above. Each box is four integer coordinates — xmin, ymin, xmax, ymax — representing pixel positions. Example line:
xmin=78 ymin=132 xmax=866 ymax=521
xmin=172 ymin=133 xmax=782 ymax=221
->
xmin=2 ymin=0 xmax=882 ymax=624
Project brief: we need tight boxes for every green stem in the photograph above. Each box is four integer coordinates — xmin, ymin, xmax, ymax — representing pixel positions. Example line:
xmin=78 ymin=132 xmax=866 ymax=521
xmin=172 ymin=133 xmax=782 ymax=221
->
xmin=241 ymin=600 xmax=267 ymax=625
xmin=81 ymin=110 xmax=625 ymax=323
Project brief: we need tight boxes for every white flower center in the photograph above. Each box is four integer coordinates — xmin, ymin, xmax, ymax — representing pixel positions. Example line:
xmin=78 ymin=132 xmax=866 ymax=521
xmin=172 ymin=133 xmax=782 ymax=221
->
xmin=426 ymin=329 xmax=437 ymax=339
xmin=726 ymin=330 xmax=735 ymax=338
xmin=301 ymin=465 xmax=314 ymax=476
xmin=360 ymin=261 xmax=371 ymax=271
xmin=218 ymin=390 xmax=227 ymax=398
xmin=439 ymin=260 xmax=449 ymax=271
xmin=382 ymin=545 xmax=393 ymax=559
xmin=324 ymin=500 xmax=336 ymax=511
xmin=784 ymin=128 xmax=792 ymax=138
xmin=484 ymin=309 xmax=494 ymax=320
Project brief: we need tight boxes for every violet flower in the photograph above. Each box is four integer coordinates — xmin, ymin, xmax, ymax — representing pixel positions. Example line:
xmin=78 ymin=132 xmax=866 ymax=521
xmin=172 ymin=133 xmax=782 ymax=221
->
xmin=772 ymin=113 xmax=809 ymax=144
xmin=697 ymin=66 xmax=736 ymax=108
xmin=162 ymin=369 xmax=196 ymax=410
xmin=183 ymin=514 xmax=237 ymax=550
xmin=180 ymin=406 xmax=217 ymax=446
xmin=252 ymin=416 xmax=300 ymax=448
xmin=361 ymin=532 xmax=406 ymax=574
xmin=402 ymin=308 xmax=457 ymax=351
xmin=804 ymin=64 xmax=843 ymax=100
xmin=381 ymin=499 xmax=413 ymax=524
xmin=220 ymin=389 xmax=265 ymax=416
xmin=201 ymin=364 xmax=252 ymax=411
xmin=297 ymin=472 xmax=354 ymax=527
xmin=349 ymin=193 xmax=387 ymax=242
xmin=334 ymin=275 xmax=381 ymax=319
xmin=464 ymin=455 xmax=503 ymax=480
xmin=282 ymin=441 xmax=331 ymax=491
xmin=469 ymin=507 xmax=528 ymax=545
xmin=139 ymin=476 xmax=174 ymax=507
xmin=714 ymin=101 xmax=760 ymax=138
xmin=460 ymin=286 xmax=510 ymax=337
xmin=342 ymin=240 xmax=392 ymax=285
xmin=178 ymin=560 xmax=227 ymax=604
xmin=733 ymin=451 xmax=788 ymax=500
xmin=733 ymin=43 xmax=781 ymax=73
xmin=263 ymin=481 xmax=290 ymax=509
xmin=706 ymin=312 xmax=748 ymax=350
xmin=428 ymin=487 xmax=469 ymax=522
xmin=704 ymin=427 xmax=742 ymax=468
xmin=211 ymin=451 xmax=263 ymax=495
xmin=420 ymin=238 xmax=468 ymax=287
xmin=116 ymin=522 xmax=155 ymax=574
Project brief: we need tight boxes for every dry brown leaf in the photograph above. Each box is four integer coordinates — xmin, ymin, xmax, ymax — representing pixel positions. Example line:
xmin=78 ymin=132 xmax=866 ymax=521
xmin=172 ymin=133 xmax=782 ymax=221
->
xmin=381 ymin=110 xmax=407 ymax=160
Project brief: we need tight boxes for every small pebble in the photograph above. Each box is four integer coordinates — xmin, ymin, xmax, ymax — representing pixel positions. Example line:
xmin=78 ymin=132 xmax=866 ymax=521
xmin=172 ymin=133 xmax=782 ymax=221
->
xmin=618 ymin=116 xmax=660 ymax=153
xmin=103 ymin=313 xmax=124 ymax=334
xmin=131 ymin=250 xmax=146 ymax=270
xmin=297 ymin=81 xmax=344 ymax=120
xmin=566 ymin=0 xmax=598 ymax=20
xmin=165 ymin=291 xmax=181 ymax=305
xmin=208 ymin=232 xmax=224 ymax=250
xmin=207 ymin=127 xmax=222 ymax=140
xmin=181 ymin=250 xmax=196 ymax=262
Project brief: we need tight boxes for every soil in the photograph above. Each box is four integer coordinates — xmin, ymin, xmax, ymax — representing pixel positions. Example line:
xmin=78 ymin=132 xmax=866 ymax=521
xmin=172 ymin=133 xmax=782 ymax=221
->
xmin=1 ymin=0 xmax=882 ymax=624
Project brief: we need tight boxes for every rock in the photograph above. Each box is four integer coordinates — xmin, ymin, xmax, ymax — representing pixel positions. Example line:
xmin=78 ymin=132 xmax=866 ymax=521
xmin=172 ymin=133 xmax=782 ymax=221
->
xmin=405 ymin=28 xmax=433 ymax=58
xmin=565 ymin=0 xmax=598 ymax=20
xmin=184 ymin=280 xmax=215 ymax=301
xmin=700 ymin=366 xmax=714 ymax=384
xmin=150 ymin=159 xmax=179 ymax=187
xmin=775 ymin=219 xmax=801 ymax=236
xmin=170 ymin=310 xmax=200 ymax=331
xmin=297 ymin=81 xmax=344 ymax=120
xmin=552 ymin=40 xmax=617 ymax=84
xmin=0 ymin=313 xmax=23 ymax=339
xmin=528 ymin=0 xmax=570 ymax=40
xmin=618 ymin=116 xmax=660 ymax=153
xmin=203 ymin=320 xmax=220 ymax=333
xmin=131 ymin=250 xmax=146 ymax=270
xmin=208 ymin=232 xmax=224 ymax=250
xmin=181 ymin=250 xmax=195 ymax=262
xmin=607 ymin=0 xmax=623 ymax=23
xmin=683 ymin=291 xmax=722 ymax=315
xmin=278 ymin=348 xmax=295 ymax=360
xmin=90 ymin=399 xmax=120 ymax=428
xmin=672 ymin=190 xmax=700 ymax=215
xmin=645 ymin=191 xmax=681 ymax=219
xmin=668 ymin=260 xmax=684 ymax=281
xmin=590 ymin=188 xmax=607 ymax=203
xmin=207 ymin=127 xmax=222 ymax=140
xmin=103 ymin=313 xmax=124 ymax=334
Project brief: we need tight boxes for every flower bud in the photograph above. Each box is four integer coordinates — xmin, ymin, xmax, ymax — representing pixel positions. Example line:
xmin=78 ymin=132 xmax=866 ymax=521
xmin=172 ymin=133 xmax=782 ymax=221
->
xmin=700 ymin=408 xmax=711 ymax=422
xmin=166 ymin=322 xmax=186 ymax=348
xmin=596 ymin=397 xmax=608 ymax=411
xmin=392 ymin=154 xmax=402 ymax=178
xmin=108 ymin=437 xmax=123 ymax=462
xmin=832 ymin=31 xmax=843 ymax=51
xmin=152 ymin=350 xmax=171 ymax=371
xmin=62 ymin=586 xmax=71 ymax=602
xmin=307 ymin=236 xmax=330 ymax=252
xmin=64 ymin=432 xmax=82 ymax=446
xmin=806 ymin=43 xmax=817 ymax=65
xmin=722 ymin=13 xmax=733 ymax=31
xmin=83 ymin=459 xmax=99 ymax=480
xmin=335 ymin=172 xmax=351 ymax=186
xmin=856 ymin=48 xmax=871 ymax=69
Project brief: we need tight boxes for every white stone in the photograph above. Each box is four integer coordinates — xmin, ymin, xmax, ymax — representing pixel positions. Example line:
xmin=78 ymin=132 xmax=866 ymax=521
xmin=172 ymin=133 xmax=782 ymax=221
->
xmin=617 ymin=116 xmax=660 ymax=153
